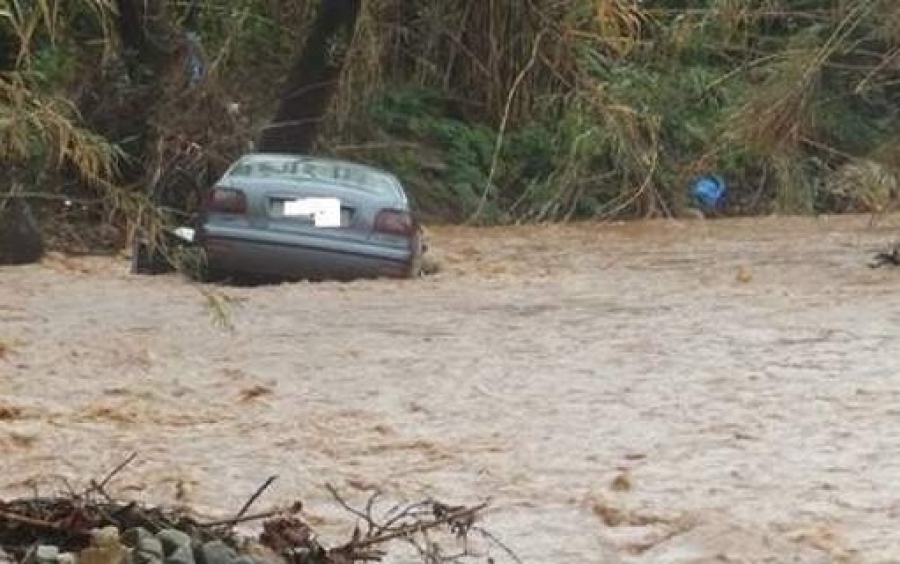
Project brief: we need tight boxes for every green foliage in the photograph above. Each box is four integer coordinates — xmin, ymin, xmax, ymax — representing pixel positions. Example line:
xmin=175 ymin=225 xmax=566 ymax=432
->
xmin=7 ymin=0 xmax=900 ymax=227
xmin=29 ymin=44 xmax=77 ymax=90
xmin=1 ymin=0 xmax=119 ymax=186
xmin=362 ymin=86 xmax=496 ymax=220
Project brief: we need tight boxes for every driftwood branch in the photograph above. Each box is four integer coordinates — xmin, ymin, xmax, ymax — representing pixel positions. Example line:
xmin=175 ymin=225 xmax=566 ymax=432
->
xmin=199 ymin=504 xmax=302 ymax=529
xmin=0 ymin=510 xmax=76 ymax=533
xmin=234 ymin=475 xmax=278 ymax=522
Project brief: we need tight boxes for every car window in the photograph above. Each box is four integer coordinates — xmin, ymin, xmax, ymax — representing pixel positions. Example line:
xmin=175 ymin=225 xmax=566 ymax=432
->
xmin=228 ymin=156 xmax=397 ymax=194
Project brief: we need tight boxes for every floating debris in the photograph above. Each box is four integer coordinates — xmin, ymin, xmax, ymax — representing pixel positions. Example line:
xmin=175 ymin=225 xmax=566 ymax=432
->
xmin=869 ymin=245 xmax=900 ymax=268
xmin=0 ymin=455 xmax=503 ymax=564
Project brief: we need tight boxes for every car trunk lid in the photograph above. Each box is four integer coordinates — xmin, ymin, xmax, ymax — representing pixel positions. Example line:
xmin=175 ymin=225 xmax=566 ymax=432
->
xmin=244 ymin=179 xmax=401 ymax=243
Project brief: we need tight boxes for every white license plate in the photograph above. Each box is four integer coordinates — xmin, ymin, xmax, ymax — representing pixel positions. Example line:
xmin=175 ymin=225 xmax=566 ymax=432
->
xmin=283 ymin=197 xmax=342 ymax=227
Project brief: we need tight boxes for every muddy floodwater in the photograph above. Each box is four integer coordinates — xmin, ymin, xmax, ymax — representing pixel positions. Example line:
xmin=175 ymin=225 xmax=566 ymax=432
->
xmin=2 ymin=215 xmax=899 ymax=563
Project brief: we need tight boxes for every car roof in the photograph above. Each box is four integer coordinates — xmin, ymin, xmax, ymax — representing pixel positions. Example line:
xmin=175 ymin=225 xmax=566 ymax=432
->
xmin=224 ymin=153 xmax=403 ymax=199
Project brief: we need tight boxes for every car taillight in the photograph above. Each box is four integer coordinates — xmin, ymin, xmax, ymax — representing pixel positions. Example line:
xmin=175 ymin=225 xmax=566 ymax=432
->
xmin=203 ymin=186 xmax=247 ymax=214
xmin=374 ymin=209 xmax=414 ymax=236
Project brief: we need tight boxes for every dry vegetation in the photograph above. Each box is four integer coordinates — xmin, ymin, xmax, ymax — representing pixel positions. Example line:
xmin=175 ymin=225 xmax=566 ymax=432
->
xmin=2 ymin=0 xmax=900 ymax=238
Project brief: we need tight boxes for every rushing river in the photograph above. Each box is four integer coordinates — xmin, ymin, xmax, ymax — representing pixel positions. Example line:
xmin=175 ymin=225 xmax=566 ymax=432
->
xmin=2 ymin=215 xmax=899 ymax=563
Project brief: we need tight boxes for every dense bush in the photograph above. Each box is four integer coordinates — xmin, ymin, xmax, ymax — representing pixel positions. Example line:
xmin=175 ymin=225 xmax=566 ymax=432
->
xmin=3 ymin=0 xmax=900 ymax=228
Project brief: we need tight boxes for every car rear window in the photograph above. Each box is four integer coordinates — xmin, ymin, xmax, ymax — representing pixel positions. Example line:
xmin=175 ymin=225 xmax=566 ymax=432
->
xmin=227 ymin=156 xmax=397 ymax=194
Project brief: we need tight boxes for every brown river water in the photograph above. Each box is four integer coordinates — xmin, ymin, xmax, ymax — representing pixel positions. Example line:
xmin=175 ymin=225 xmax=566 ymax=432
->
xmin=1 ymin=215 xmax=899 ymax=563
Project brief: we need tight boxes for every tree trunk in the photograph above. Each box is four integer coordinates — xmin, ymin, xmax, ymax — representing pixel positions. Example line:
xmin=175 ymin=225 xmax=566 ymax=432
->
xmin=258 ymin=0 xmax=363 ymax=154
xmin=0 ymin=26 xmax=17 ymax=70
xmin=107 ymin=0 xmax=177 ymax=176
xmin=115 ymin=0 xmax=173 ymax=69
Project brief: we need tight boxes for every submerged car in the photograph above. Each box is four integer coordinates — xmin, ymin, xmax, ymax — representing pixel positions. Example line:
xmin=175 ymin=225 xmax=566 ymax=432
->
xmin=131 ymin=153 xmax=424 ymax=281
xmin=192 ymin=153 xmax=424 ymax=281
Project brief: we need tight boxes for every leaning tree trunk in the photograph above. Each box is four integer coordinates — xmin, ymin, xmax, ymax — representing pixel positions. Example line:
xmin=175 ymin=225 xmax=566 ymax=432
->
xmin=258 ymin=0 xmax=363 ymax=154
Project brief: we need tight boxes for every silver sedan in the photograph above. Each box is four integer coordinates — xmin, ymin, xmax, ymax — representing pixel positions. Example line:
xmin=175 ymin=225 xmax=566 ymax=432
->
xmin=193 ymin=153 xmax=424 ymax=281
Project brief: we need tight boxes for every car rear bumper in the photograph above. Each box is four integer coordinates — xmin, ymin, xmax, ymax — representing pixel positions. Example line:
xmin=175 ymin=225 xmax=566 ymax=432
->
xmin=197 ymin=226 xmax=417 ymax=280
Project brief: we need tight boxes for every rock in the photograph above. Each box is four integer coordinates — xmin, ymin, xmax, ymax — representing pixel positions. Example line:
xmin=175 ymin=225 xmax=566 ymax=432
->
xmin=0 ymin=198 xmax=44 ymax=265
xmin=157 ymin=530 xmax=195 ymax=564
xmin=57 ymin=554 xmax=77 ymax=564
xmin=79 ymin=545 xmax=128 ymax=564
xmin=197 ymin=541 xmax=237 ymax=564
xmin=156 ymin=530 xmax=193 ymax=556
xmin=421 ymin=252 xmax=442 ymax=276
xmin=122 ymin=528 xmax=155 ymax=548
xmin=80 ymin=527 xmax=128 ymax=564
xmin=123 ymin=529 xmax=163 ymax=564
xmin=93 ymin=527 xmax=122 ymax=548
xmin=164 ymin=547 xmax=194 ymax=564
xmin=33 ymin=546 xmax=59 ymax=564
xmin=135 ymin=541 xmax=164 ymax=564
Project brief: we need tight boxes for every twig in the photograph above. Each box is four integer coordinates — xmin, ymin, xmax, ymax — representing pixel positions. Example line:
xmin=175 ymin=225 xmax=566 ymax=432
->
xmin=234 ymin=475 xmax=278 ymax=523
xmin=470 ymin=31 xmax=546 ymax=224
xmin=86 ymin=481 xmax=115 ymax=504
xmin=596 ymin=146 xmax=660 ymax=220
xmin=325 ymin=483 xmax=378 ymax=532
xmin=83 ymin=452 xmax=139 ymax=504
xmin=57 ymin=477 xmax=78 ymax=499
xmin=376 ymin=501 xmax=434 ymax=534
xmin=3 ymin=192 xmax=104 ymax=206
xmin=0 ymin=510 xmax=87 ymax=534
xmin=93 ymin=504 xmax=122 ymax=529
xmin=330 ymin=142 xmax=423 ymax=153
xmin=363 ymin=491 xmax=382 ymax=535
xmin=339 ymin=503 xmax=489 ymax=552
xmin=474 ymin=527 xmax=524 ymax=564
xmin=198 ymin=506 xmax=300 ymax=528
xmin=96 ymin=452 xmax=138 ymax=491
xmin=364 ymin=491 xmax=381 ymax=519
xmin=111 ymin=501 xmax=168 ymax=532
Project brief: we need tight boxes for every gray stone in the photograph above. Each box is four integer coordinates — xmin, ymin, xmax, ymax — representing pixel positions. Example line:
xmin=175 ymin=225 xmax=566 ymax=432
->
xmin=37 ymin=546 xmax=59 ymax=559
xmin=156 ymin=530 xmax=193 ymax=556
xmin=57 ymin=554 xmax=77 ymax=564
xmin=128 ymin=530 xmax=164 ymax=564
xmin=32 ymin=546 xmax=59 ymax=564
xmin=122 ymin=529 xmax=155 ymax=549
xmin=164 ymin=547 xmax=195 ymax=564
xmin=0 ymin=198 xmax=44 ymax=266
xmin=197 ymin=542 xmax=237 ymax=564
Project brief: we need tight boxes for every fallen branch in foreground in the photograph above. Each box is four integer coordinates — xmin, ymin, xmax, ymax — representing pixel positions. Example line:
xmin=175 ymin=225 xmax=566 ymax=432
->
xmin=0 ymin=455 xmax=513 ymax=564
